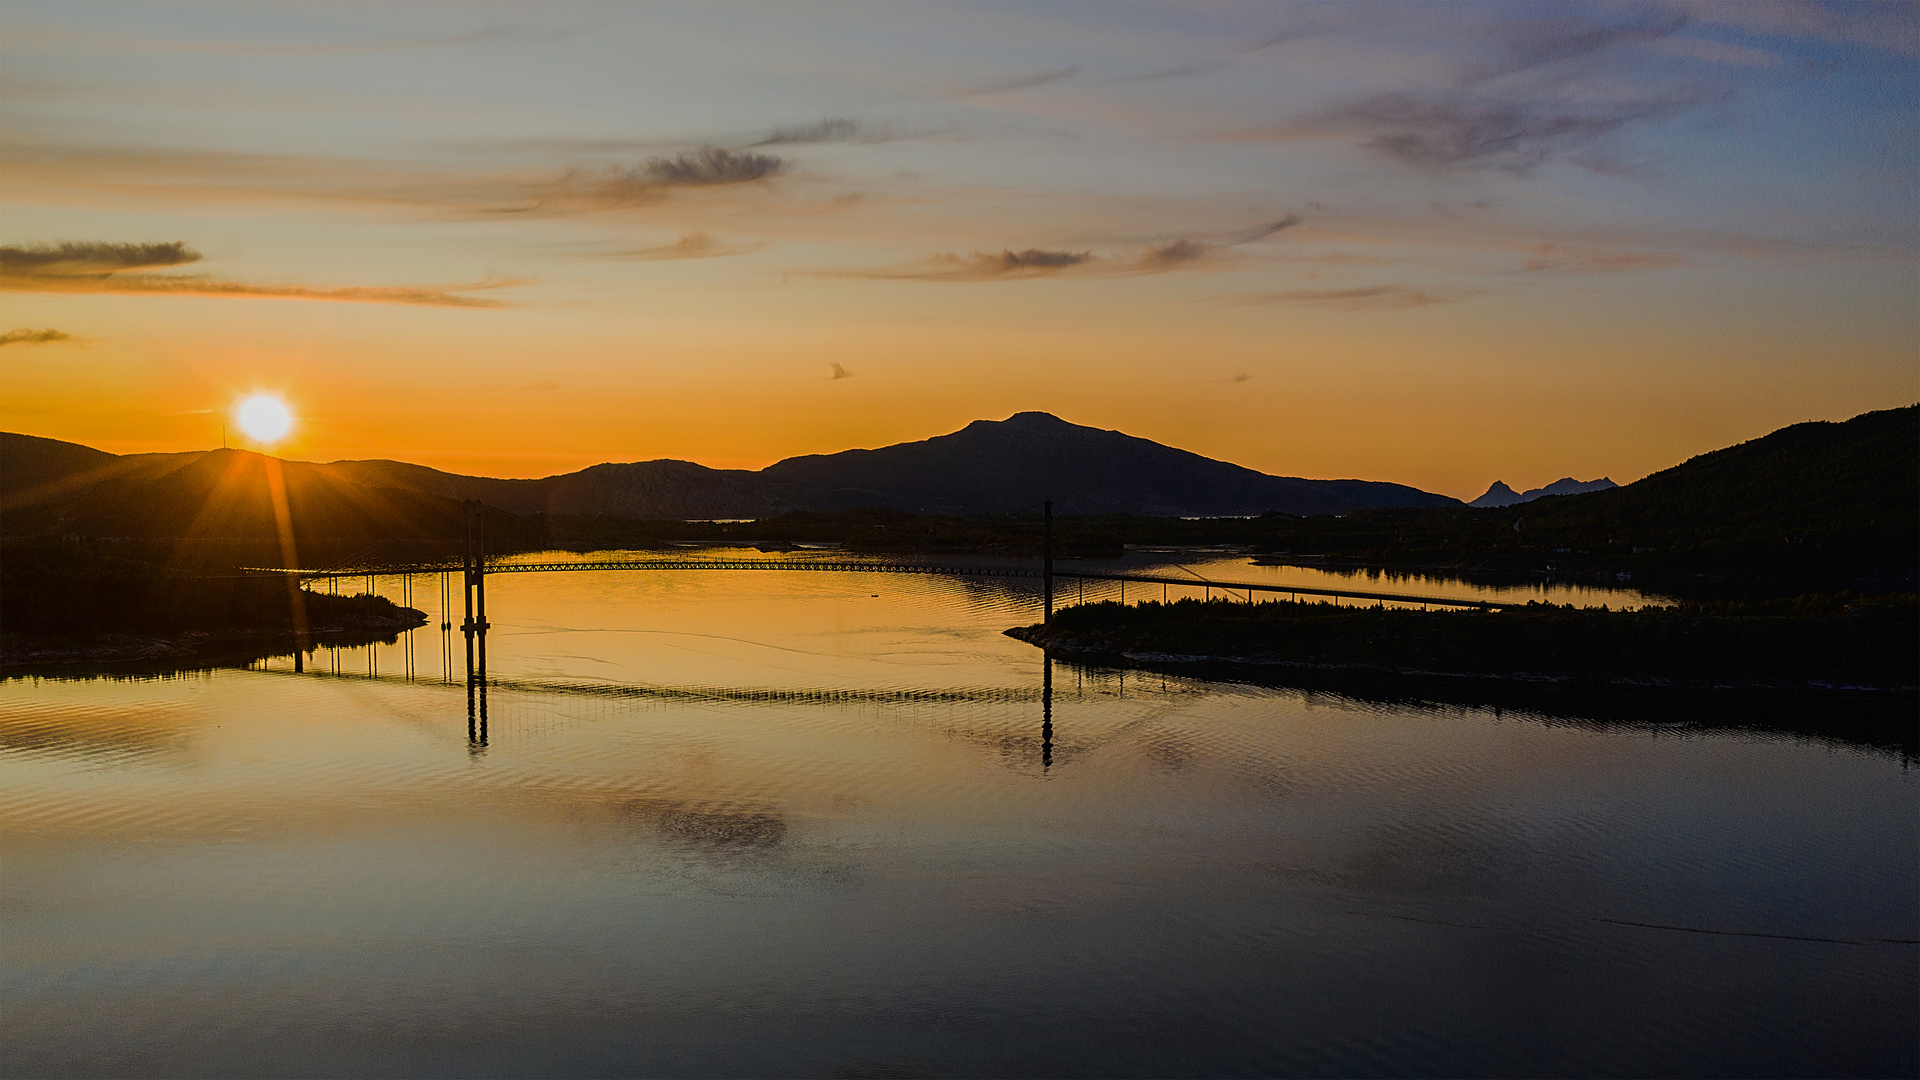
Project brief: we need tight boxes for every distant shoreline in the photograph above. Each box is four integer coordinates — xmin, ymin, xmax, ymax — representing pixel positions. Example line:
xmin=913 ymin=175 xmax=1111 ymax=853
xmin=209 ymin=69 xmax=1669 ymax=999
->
xmin=1004 ymin=594 xmax=1919 ymax=697
xmin=1005 ymin=624 xmax=1918 ymax=696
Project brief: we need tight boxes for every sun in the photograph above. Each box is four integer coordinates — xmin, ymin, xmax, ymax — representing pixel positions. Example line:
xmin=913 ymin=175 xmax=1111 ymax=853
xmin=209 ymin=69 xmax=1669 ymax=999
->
xmin=235 ymin=394 xmax=294 ymax=445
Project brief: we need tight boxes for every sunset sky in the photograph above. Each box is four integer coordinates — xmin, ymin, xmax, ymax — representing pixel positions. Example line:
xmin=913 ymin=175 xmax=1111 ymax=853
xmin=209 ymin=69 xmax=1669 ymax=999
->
xmin=2 ymin=1 xmax=1914 ymax=500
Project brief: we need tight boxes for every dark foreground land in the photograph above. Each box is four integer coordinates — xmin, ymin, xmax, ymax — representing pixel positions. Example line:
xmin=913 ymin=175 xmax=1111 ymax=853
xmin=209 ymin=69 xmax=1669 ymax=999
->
xmin=0 ymin=539 xmax=425 ymax=673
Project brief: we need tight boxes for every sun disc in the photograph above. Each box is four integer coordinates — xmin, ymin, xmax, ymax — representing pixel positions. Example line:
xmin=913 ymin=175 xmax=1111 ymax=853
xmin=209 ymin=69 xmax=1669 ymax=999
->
xmin=236 ymin=394 xmax=293 ymax=444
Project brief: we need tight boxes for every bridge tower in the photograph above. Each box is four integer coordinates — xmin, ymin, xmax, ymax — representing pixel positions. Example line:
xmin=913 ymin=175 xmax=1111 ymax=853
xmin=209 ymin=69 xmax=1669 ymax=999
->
xmin=462 ymin=500 xmax=489 ymax=680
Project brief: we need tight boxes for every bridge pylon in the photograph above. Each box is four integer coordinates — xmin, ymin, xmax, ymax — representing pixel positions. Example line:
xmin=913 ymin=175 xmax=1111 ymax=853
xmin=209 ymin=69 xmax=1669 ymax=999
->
xmin=461 ymin=500 xmax=489 ymax=703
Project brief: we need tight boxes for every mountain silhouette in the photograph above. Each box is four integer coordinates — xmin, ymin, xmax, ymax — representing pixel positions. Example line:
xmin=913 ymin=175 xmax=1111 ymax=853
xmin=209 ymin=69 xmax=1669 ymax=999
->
xmin=2 ymin=413 xmax=1457 ymax=537
xmin=323 ymin=412 xmax=1457 ymax=517
xmin=752 ymin=412 xmax=1455 ymax=516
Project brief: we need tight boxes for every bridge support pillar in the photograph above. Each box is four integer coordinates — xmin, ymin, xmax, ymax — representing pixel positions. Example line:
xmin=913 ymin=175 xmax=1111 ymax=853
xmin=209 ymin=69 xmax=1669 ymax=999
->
xmin=462 ymin=500 xmax=489 ymax=746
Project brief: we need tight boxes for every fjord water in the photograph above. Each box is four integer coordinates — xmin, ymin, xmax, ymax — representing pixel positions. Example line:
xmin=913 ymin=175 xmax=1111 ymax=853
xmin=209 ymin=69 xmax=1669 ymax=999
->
xmin=3 ymin=555 xmax=1914 ymax=1077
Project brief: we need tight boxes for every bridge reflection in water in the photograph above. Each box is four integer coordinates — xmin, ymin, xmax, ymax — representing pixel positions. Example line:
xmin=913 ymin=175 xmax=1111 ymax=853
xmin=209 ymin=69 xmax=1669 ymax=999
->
xmin=262 ymin=634 xmax=1065 ymax=769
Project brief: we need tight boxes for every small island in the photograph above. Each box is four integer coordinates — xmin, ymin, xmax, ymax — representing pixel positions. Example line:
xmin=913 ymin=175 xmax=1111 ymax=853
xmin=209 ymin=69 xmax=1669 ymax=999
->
xmin=1007 ymin=592 xmax=1917 ymax=697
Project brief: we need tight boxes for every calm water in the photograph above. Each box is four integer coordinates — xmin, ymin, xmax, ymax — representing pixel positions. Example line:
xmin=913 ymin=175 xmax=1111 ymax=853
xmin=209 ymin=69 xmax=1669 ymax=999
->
xmin=3 ymin=555 xmax=1914 ymax=1077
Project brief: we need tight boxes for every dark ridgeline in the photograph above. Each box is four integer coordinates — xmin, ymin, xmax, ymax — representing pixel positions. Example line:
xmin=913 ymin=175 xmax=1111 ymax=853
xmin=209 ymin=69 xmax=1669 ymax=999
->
xmin=3 ymin=404 xmax=1913 ymax=582
xmin=1 ymin=440 xmax=545 ymax=564
xmin=1252 ymin=404 xmax=1919 ymax=586
xmin=2 ymin=411 xmax=1457 ymax=528
xmin=319 ymin=411 xmax=1461 ymax=517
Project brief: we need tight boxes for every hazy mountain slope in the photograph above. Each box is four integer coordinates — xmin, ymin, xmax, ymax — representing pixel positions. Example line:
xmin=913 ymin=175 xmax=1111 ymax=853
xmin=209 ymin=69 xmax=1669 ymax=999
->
xmin=0 ymin=432 xmax=204 ymax=511
xmin=541 ymin=461 xmax=805 ymax=519
xmin=320 ymin=457 xmax=804 ymax=519
xmin=314 ymin=458 xmax=556 ymax=515
xmin=3 ymin=448 xmax=522 ymax=548
xmin=760 ymin=412 xmax=1458 ymax=516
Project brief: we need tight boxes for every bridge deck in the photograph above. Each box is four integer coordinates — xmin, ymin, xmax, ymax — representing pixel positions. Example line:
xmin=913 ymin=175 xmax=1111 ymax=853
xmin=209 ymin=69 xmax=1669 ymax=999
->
xmin=247 ymin=559 xmax=1498 ymax=610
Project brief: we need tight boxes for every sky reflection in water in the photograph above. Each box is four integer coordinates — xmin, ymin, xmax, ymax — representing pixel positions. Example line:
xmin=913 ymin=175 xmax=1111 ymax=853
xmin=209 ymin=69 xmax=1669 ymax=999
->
xmin=2 ymin=561 xmax=1913 ymax=1077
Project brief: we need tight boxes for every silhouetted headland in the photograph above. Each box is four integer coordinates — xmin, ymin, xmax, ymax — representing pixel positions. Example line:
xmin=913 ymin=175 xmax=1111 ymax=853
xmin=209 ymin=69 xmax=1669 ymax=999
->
xmin=0 ymin=538 xmax=425 ymax=673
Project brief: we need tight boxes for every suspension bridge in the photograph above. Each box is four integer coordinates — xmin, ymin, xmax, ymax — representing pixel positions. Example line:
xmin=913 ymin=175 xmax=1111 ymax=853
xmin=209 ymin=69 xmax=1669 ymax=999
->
xmin=246 ymin=501 xmax=1501 ymax=750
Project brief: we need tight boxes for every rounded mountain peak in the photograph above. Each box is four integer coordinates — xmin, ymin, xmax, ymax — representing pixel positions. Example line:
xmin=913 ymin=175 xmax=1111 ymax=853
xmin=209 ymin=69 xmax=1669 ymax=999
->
xmin=973 ymin=411 xmax=1072 ymax=430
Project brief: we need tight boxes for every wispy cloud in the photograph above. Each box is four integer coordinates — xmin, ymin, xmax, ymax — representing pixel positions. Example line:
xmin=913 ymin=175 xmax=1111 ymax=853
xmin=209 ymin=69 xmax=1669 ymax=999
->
xmin=1110 ymin=60 xmax=1230 ymax=86
xmin=837 ymin=247 xmax=1095 ymax=282
xmin=758 ymin=118 xmax=863 ymax=146
xmin=0 ymin=241 xmax=516 ymax=307
xmin=750 ymin=116 xmax=938 ymax=147
xmin=1320 ymin=91 xmax=1696 ymax=175
xmin=1521 ymin=249 xmax=1691 ymax=273
xmin=1 ymin=240 xmax=200 ymax=276
xmin=90 ymin=277 xmax=517 ymax=306
xmin=0 ymin=137 xmax=790 ymax=219
xmin=1227 ymin=11 xmax=1714 ymax=175
xmin=1690 ymin=0 xmax=1920 ymax=60
xmin=1462 ymin=11 xmax=1690 ymax=84
xmin=640 ymin=147 xmax=784 ymax=186
xmin=1234 ymin=285 xmax=1475 ymax=311
xmin=11 ymin=18 xmax=611 ymax=58
xmin=827 ymin=228 xmax=1277 ymax=284
xmin=960 ymin=66 xmax=1080 ymax=96
xmin=1131 ymin=239 xmax=1216 ymax=273
xmin=1239 ymin=215 xmax=1304 ymax=243
xmin=596 ymin=232 xmax=761 ymax=261
xmin=539 ymin=147 xmax=787 ymax=210
xmin=0 ymin=327 xmax=73 ymax=346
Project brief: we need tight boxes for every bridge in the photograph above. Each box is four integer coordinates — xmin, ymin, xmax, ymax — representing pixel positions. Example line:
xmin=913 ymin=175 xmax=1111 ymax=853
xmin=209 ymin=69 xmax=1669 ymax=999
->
xmin=280 ymin=556 xmax=1494 ymax=610
xmin=250 ymin=501 xmax=1499 ymax=751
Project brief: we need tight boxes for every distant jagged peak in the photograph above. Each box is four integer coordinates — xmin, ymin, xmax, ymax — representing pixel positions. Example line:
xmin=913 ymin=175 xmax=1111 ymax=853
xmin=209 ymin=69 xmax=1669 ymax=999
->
xmin=1471 ymin=476 xmax=1617 ymax=508
xmin=1469 ymin=481 xmax=1523 ymax=508
xmin=1534 ymin=476 xmax=1617 ymax=497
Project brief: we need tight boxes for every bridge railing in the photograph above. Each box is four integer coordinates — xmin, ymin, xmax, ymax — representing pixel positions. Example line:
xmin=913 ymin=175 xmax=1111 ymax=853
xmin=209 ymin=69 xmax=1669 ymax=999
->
xmin=239 ymin=557 xmax=1496 ymax=610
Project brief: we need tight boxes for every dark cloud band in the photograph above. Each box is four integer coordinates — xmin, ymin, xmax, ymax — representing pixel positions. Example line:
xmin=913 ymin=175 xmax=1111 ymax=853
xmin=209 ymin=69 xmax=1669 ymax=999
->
xmin=0 ymin=240 xmax=512 ymax=307
xmin=0 ymin=327 xmax=73 ymax=346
